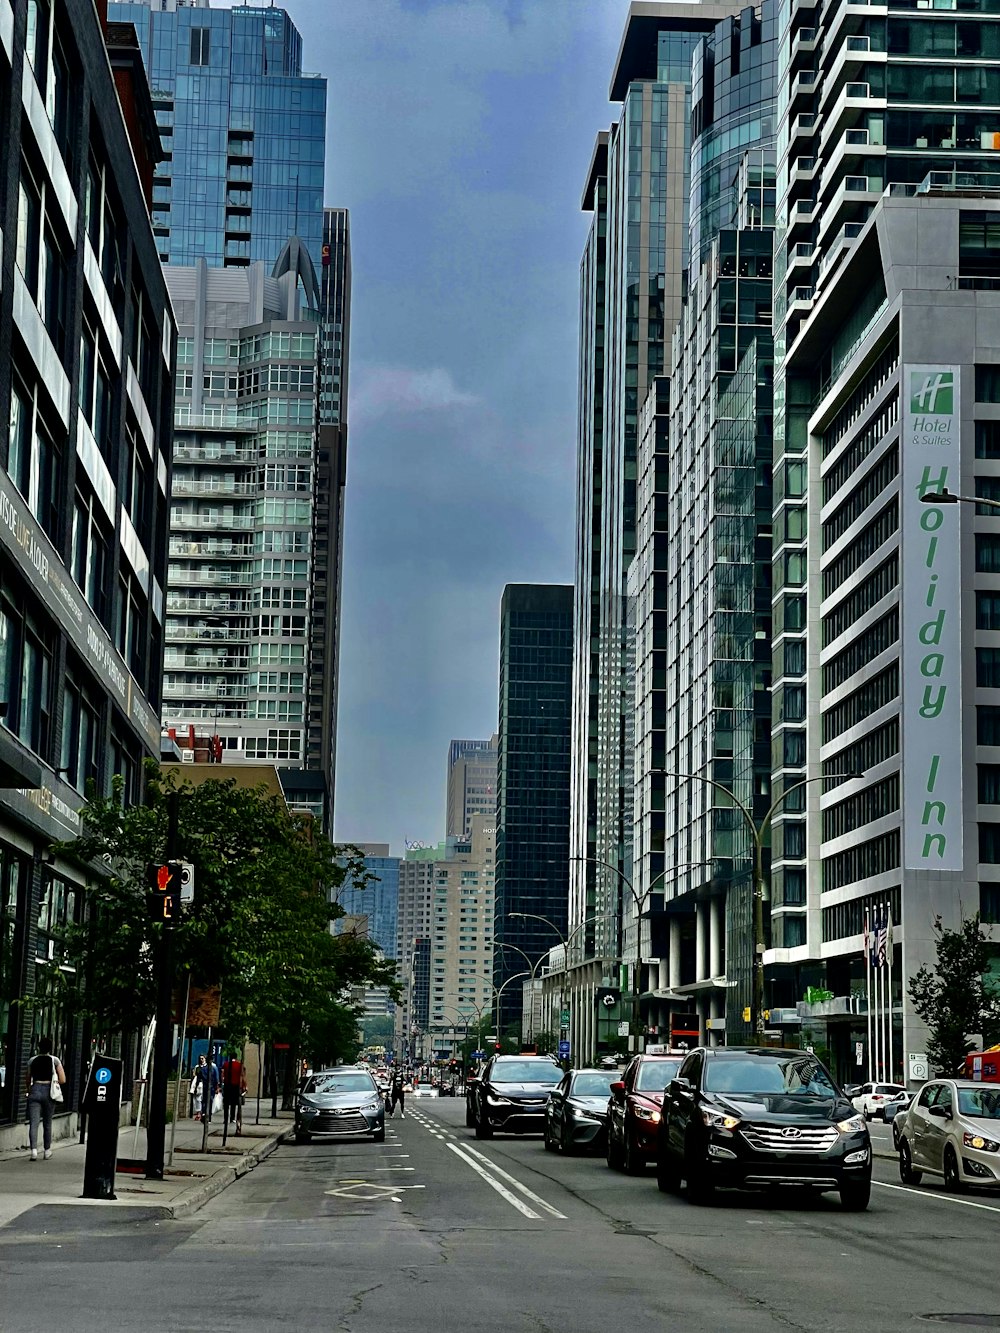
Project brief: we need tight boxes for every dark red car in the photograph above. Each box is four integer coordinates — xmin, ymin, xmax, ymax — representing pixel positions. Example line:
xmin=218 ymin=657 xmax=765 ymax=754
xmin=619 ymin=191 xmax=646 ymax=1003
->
xmin=606 ymin=1053 xmax=685 ymax=1174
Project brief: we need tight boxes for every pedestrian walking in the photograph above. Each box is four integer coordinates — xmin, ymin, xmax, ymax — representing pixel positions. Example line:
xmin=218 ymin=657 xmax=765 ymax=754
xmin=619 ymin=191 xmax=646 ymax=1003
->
xmin=189 ymin=1060 xmax=201 ymax=1119
xmin=25 ymin=1036 xmax=65 ymax=1161
xmin=387 ymin=1068 xmax=405 ymax=1119
xmin=221 ymin=1052 xmax=247 ymax=1134
xmin=193 ymin=1053 xmax=219 ymax=1121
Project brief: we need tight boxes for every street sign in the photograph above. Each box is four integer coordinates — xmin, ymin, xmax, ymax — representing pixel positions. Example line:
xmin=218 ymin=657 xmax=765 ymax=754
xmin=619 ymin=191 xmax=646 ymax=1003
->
xmin=557 ymin=1040 xmax=570 ymax=1057
xmin=617 ymin=1021 xmax=630 ymax=1037
xmin=472 ymin=1050 xmax=485 ymax=1060
xmin=909 ymin=1052 xmax=929 ymax=1082
xmin=560 ymin=1010 xmax=570 ymax=1024
xmin=855 ymin=1041 xmax=864 ymax=1066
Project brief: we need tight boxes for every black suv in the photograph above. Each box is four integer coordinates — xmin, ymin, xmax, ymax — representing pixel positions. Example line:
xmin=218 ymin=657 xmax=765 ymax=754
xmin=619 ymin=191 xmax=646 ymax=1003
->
xmin=657 ymin=1047 xmax=871 ymax=1210
xmin=471 ymin=1055 xmax=563 ymax=1138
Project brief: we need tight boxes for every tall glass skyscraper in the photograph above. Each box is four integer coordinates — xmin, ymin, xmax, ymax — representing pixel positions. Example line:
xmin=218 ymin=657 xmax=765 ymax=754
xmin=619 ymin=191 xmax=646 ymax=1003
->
xmin=110 ymin=0 xmax=326 ymax=273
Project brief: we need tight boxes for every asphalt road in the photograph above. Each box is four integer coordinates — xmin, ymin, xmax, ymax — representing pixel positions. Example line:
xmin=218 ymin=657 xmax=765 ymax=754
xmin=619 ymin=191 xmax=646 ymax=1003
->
xmin=3 ymin=1097 xmax=1000 ymax=1333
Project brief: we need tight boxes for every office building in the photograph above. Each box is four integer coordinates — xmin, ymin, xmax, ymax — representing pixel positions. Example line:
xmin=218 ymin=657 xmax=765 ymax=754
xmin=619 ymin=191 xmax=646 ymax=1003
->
xmin=162 ymin=252 xmax=321 ymax=781
xmin=334 ymin=843 xmax=399 ymax=957
xmin=494 ymin=584 xmax=573 ymax=1034
xmin=630 ymin=5 xmax=778 ymax=1050
xmin=394 ymin=850 xmax=435 ymax=1058
xmin=571 ymin=1 xmax=744 ymax=982
xmin=446 ymin=735 xmax=497 ymax=838
xmin=110 ymin=0 xmax=326 ymax=273
xmin=0 ymin=3 xmax=173 ymax=1136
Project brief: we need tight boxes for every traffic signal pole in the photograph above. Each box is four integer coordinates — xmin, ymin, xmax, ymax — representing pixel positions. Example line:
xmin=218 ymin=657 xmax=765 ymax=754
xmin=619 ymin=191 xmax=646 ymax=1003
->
xmin=146 ymin=789 xmax=180 ymax=1180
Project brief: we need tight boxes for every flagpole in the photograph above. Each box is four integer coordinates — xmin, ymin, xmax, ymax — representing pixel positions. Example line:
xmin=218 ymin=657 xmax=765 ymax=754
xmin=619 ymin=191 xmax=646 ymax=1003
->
xmin=864 ymin=907 xmax=873 ymax=1083
xmin=886 ymin=903 xmax=895 ymax=1083
xmin=873 ymin=907 xmax=882 ymax=1083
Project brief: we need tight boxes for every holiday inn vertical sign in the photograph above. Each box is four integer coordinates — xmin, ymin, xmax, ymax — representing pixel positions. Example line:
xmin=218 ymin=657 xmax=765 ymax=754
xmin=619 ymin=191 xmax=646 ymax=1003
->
xmin=902 ymin=365 xmax=963 ymax=871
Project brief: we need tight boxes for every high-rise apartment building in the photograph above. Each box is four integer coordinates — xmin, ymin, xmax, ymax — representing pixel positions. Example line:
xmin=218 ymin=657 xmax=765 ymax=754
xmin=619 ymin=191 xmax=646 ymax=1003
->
xmin=162 ymin=254 xmax=321 ymax=788
xmin=394 ymin=849 xmax=435 ymax=1058
xmin=572 ymin=2 xmax=744 ymax=980
xmin=494 ymin=584 xmax=573 ymax=1034
xmin=0 ymin=4 xmax=173 ymax=1133
xmin=111 ymin=0 xmax=326 ymax=273
xmin=446 ymin=735 xmax=498 ymax=838
xmin=334 ymin=843 xmax=399 ymax=957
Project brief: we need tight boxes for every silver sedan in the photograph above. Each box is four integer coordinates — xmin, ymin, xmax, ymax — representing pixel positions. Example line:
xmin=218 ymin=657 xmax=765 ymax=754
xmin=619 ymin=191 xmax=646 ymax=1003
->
xmin=295 ymin=1068 xmax=385 ymax=1143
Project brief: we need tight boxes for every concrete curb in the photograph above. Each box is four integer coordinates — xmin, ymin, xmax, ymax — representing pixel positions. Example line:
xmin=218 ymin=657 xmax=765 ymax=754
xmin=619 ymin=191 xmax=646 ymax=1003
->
xmin=165 ymin=1127 xmax=290 ymax=1219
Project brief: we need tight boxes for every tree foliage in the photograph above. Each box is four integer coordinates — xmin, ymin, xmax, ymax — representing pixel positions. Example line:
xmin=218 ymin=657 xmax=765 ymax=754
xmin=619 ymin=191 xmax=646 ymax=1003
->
xmin=908 ymin=913 xmax=1000 ymax=1074
xmin=53 ymin=766 xmax=399 ymax=1065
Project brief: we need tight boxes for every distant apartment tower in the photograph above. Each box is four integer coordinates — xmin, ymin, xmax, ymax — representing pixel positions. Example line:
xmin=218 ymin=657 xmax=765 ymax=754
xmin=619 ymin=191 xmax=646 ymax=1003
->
xmin=446 ymin=736 xmax=498 ymax=838
xmin=494 ymin=585 xmax=574 ymax=1034
xmin=0 ymin=5 xmax=173 ymax=1127
xmin=394 ymin=851 xmax=435 ymax=1057
xmin=334 ymin=843 xmax=399 ymax=956
xmin=110 ymin=0 xmax=326 ymax=273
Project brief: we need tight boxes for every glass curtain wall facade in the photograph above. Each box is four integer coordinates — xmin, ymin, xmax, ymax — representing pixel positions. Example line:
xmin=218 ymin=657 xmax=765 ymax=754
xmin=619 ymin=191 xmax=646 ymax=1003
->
xmin=111 ymin=1 xmax=325 ymax=273
xmin=572 ymin=6 xmax=742 ymax=987
xmin=494 ymin=585 xmax=573 ymax=1035
xmin=334 ymin=844 xmax=400 ymax=958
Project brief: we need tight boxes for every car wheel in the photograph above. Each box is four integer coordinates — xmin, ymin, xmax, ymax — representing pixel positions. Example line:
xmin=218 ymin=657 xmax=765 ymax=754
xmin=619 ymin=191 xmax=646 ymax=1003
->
xmin=899 ymin=1139 xmax=922 ymax=1185
xmin=685 ymin=1142 xmax=714 ymax=1205
xmin=943 ymin=1146 xmax=965 ymax=1193
xmin=372 ymin=1127 xmax=386 ymax=1143
xmin=294 ymin=1130 xmax=311 ymax=1145
xmin=560 ymin=1123 xmax=575 ymax=1155
xmin=475 ymin=1110 xmax=493 ymax=1139
xmin=864 ymin=1108 xmax=872 ymax=1121
xmin=543 ymin=1122 xmax=556 ymax=1152
xmin=656 ymin=1147 xmax=681 ymax=1194
xmin=465 ymin=1101 xmax=476 ymax=1128
xmin=840 ymin=1178 xmax=871 ymax=1211
xmin=623 ymin=1132 xmax=643 ymax=1176
xmin=606 ymin=1126 xmax=623 ymax=1170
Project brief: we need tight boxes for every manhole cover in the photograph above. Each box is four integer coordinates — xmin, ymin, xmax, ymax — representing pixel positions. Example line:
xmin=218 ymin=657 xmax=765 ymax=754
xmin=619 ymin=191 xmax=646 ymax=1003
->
xmin=920 ymin=1317 xmax=1000 ymax=1327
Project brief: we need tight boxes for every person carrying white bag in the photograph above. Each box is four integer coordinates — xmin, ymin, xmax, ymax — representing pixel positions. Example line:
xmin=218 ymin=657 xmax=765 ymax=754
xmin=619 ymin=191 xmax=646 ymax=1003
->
xmin=24 ymin=1035 xmax=65 ymax=1161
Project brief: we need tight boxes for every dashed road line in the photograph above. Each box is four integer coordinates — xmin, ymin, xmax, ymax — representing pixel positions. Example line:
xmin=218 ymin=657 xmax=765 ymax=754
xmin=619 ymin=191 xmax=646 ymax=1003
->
xmin=463 ymin=1145 xmax=567 ymax=1218
xmin=446 ymin=1142 xmax=541 ymax=1219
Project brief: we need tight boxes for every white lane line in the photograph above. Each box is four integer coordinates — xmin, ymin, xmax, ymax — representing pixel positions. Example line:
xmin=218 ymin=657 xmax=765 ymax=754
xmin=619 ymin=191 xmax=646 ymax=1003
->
xmin=376 ymin=1166 xmax=416 ymax=1171
xmin=463 ymin=1145 xmax=567 ymax=1219
xmin=873 ymin=1179 xmax=1000 ymax=1214
xmin=446 ymin=1142 xmax=541 ymax=1219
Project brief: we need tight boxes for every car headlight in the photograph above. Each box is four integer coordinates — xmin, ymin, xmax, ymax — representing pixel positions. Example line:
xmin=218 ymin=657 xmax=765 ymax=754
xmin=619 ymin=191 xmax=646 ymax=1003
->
xmin=487 ymin=1093 xmax=512 ymax=1106
xmin=964 ymin=1131 xmax=1000 ymax=1152
xmin=569 ymin=1104 xmax=603 ymax=1121
xmin=837 ymin=1114 xmax=868 ymax=1134
xmin=633 ymin=1105 xmax=661 ymax=1123
xmin=362 ymin=1101 xmax=381 ymax=1113
xmin=298 ymin=1098 xmax=318 ymax=1112
xmin=701 ymin=1108 xmax=740 ymax=1131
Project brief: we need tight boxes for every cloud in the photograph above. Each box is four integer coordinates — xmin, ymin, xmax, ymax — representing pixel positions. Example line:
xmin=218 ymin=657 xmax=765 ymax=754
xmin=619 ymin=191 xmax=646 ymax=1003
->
xmin=350 ymin=364 xmax=480 ymax=423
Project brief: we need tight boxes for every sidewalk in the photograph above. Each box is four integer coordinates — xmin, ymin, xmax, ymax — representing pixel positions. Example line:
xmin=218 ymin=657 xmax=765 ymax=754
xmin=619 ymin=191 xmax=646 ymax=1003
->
xmin=0 ymin=1104 xmax=293 ymax=1229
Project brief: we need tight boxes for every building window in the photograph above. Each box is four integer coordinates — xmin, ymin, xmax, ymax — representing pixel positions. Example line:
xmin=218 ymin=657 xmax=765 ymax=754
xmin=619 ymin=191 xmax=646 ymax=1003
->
xmin=190 ymin=27 xmax=210 ymax=66
xmin=0 ymin=590 xmax=54 ymax=760
xmin=60 ymin=674 xmax=101 ymax=793
xmin=8 ymin=374 xmax=62 ymax=540
xmin=982 ymin=883 xmax=1000 ymax=925
xmin=71 ymin=491 xmax=111 ymax=627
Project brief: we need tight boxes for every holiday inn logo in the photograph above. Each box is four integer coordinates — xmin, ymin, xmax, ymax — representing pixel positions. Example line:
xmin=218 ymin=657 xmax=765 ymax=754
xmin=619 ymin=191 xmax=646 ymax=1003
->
xmin=910 ymin=369 xmax=955 ymax=416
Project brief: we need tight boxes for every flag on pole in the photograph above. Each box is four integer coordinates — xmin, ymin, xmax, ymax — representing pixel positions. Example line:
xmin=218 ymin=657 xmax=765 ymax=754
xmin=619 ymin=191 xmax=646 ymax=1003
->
xmin=876 ymin=905 xmax=888 ymax=968
xmin=885 ymin=906 xmax=894 ymax=968
xmin=863 ymin=906 xmax=870 ymax=963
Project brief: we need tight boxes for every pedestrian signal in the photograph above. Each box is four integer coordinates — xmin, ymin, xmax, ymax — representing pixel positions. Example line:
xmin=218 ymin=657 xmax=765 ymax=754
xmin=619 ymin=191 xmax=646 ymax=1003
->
xmin=148 ymin=861 xmax=182 ymax=927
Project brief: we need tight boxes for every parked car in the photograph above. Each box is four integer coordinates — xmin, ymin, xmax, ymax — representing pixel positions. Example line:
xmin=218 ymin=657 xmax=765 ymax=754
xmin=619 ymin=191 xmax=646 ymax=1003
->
xmin=295 ymin=1067 xmax=385 ymax=1144
xmin=471 ymin=1055 xmax=563 ymax=1138
xmin=544 ymin=1068 xmax=616 ymax=1153
xmin=606 ymin=1053 xmax=685 ymax=1175
xmin=886 ymin=1096 xmax=912 ymax=1150
xmin=898 ymin=1079 xmax=1000 ymax=1191
xmin=657 ymin=1046 xmax=872 ymax=1210
xmin=851 ymin=1081 xmax=908 ymax=1120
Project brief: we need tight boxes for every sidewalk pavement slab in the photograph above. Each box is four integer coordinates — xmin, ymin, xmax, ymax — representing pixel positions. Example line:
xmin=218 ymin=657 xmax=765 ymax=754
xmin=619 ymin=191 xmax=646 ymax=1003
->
xmin=0 ymin=1107 xmax=293 ymax=1229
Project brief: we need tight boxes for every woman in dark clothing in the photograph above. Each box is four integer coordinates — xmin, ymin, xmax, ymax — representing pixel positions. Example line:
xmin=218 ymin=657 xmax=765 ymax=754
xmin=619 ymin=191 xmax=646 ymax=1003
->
xmin=25 ymin=1036 xmax=65 ymax=1161
xmin=387 ymin=1069 xmax=405 ymax=1119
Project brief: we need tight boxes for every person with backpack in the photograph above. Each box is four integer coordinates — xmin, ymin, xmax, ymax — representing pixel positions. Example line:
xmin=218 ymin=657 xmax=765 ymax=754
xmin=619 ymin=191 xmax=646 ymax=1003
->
xmin=387 ymin=1067 xmax=405 ymax=1119
xmin=24 ymin=1036 xmax=65 ymax=1161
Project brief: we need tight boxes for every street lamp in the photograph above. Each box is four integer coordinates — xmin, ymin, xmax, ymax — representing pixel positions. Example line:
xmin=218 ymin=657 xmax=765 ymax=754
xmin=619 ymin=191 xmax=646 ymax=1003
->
xmin=920 ymin=487 xmax=1000 ymax=512
xmin=658 ymin=768 xmax=863 ymax=1039
xmin=507 ymin=910 xmax=617 ymax=1057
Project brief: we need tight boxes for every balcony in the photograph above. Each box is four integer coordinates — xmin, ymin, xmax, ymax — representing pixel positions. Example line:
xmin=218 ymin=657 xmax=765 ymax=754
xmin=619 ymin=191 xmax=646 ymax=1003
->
xmin=786 ymin=241 xmax=815 ymax=276
xmin=173 ymin=442 xmax=256 ymax=465
xmin=789 ymin=285 xmax=816 ymax=311
xmin=170 ymin=513 xmax=254 ymax=531
xmin=790 ymin=27 xmax=817 ymax=63
xmin=791 ymin=70 xmax=818 ymax=102
xmin=819 ymin=82 xmax=886 ymax=156
xmin=174 ymin=406 xmax=258 ymax=431
xmin=169 ymin=539 xmax=253 ymax=559
xmin=163 ymin=682 xmax=250 ymax=699
xmin=166 ymin=596 xmax=251 ymax=614
xmin=172 ymin=478 xmax=258 ymax=497
xmin=168 ymin=568 xmax=253 ymax=586
xmin=790 ymin=155 xmax=818 ymax=185
xmin=790 ymin=112 xmax=817 ymax=144
xmin=163 ymin=653 xmax=250 ymax=671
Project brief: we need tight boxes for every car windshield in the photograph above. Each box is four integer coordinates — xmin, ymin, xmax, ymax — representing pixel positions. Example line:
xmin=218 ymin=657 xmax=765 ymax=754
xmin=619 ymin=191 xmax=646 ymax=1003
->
xmin=308 ymin=1073 xmax=376 ymax=1095
xmin=958 ymin=1087 xmax=1000 ymax=1119
xmin=636 ymin=1060 xmax=682 ymax=1091
xmin=703 ymin=1055 xmax=838 ymax=1097
xmin=491 ymin=1061 xmax=562 ymax=1084
xmin=571 ymin=1072 xmax=615 ymax=1097
xmin=875 ymin=1084 xmax=904 ymax=1096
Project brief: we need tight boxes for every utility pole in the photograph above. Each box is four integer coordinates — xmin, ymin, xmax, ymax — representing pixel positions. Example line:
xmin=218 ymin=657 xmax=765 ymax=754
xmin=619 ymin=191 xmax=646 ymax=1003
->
xmin=146 ymin=789 xmax=180 ymax=1180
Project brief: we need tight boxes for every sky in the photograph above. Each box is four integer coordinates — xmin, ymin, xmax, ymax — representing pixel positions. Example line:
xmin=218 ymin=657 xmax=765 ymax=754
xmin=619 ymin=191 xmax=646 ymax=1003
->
xmin=284 ymin=0 xmax=627 ymax=853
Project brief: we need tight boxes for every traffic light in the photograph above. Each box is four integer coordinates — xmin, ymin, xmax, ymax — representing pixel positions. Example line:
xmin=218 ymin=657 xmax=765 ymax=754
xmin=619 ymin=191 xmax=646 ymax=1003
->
xmin=148 ymin=861 xmax=182 ymax=927
xmin=494 ymin=1041 xmax=502 ymax=1052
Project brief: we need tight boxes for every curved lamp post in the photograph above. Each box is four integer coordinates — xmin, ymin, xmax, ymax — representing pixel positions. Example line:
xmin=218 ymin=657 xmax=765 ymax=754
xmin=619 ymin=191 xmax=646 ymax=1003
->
xmin=507 ymin=910 xmax=617 ymax=1057
xmin=658 ymin=768 xmax=863 ymax=1039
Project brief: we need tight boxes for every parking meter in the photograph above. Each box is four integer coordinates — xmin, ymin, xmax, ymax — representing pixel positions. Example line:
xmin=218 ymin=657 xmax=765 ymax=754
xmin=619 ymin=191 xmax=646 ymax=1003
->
xmin=82 ymin=1054 xmax=123 ymax=1200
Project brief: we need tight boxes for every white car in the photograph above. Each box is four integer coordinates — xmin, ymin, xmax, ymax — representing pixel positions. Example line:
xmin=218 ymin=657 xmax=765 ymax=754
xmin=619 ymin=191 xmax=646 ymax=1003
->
xmin=898 ymin=1079 xmax=1000 ymax=1190
xmin=411 ymin=1084 xmax=439 ymax=1098
xmin=852 ymin=1081 xmax=908 ymax=1120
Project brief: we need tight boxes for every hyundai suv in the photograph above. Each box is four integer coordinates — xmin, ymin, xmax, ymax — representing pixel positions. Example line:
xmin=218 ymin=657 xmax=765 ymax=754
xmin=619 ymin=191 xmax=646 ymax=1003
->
xmin=471 ymin=1055 xmax=562 ymax=1138
xmin=606 ymin=1053 xmax=685 ymax=1174
xmin=657 ymin=1047 xmax=871 ymax=1209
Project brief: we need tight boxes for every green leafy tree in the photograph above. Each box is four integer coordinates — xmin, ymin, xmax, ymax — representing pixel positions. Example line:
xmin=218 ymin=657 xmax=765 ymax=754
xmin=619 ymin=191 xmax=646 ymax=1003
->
xmin=50 ymin=767 xmax=398 ymax=1069
xmin=909 ymin=913 xmax=1000 ymax=1075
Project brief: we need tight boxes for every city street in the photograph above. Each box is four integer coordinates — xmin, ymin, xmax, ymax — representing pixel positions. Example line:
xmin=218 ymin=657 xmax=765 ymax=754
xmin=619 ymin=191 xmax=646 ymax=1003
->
xmin=3 ymin=1098 xmax=1000 ymax=1332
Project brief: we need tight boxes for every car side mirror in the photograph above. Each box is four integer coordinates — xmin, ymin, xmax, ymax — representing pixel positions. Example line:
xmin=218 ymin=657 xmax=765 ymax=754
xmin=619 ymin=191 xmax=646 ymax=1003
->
xmin=609 ymin=1081 xmax=625 ymax=1099
xmin=929 ymin=1105 xmax=951 ymax=1120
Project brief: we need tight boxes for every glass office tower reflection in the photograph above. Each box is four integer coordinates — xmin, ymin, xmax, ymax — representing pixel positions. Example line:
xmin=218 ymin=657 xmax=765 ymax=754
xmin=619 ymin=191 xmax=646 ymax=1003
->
xmin=110 ymin=1 xmax=326 ymax=272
